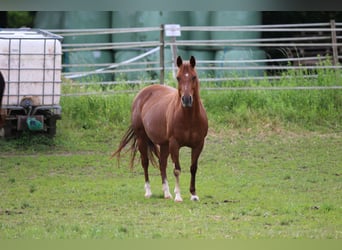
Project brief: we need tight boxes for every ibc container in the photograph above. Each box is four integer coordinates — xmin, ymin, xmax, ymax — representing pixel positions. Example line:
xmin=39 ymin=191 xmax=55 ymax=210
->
xmin=0 ymin=28 xmax=63 ymax=138
xmin=0 ymin=29 xmax=62 ymax=106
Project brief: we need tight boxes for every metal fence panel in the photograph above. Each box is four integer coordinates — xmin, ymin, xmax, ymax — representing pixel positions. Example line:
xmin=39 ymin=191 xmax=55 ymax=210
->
xmin=48 ymin=21 xmax=342 ymax=95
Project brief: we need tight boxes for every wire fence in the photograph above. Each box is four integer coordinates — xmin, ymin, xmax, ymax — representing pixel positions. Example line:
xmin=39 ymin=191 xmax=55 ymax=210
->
xmin=49 ymin=21 xmax=342 ymax=95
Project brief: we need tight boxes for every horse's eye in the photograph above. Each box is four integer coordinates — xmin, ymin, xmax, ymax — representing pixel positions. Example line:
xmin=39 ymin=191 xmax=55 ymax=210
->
xmin=192 ymin=76 xmax=197 ymax=81
xmin=176 ymin=77 xmax=181 ymax=82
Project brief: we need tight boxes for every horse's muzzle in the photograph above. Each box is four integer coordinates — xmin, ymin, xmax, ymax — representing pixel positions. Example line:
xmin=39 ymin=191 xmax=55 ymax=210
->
xmin=181 ymin=95 xmax=193 ymax=108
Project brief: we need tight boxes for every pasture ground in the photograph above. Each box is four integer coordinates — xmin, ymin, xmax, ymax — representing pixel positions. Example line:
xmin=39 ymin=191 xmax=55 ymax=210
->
xmin=0 ymin=125 xmax=341 ymax=239
xmin=1 ymin=67 xmax=341 ymax=239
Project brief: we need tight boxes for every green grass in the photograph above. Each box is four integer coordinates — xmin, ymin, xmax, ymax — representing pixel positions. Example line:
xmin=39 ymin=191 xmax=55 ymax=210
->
xmin=0 ymin=66 xmax=341 ymax=239
xmin=202 ymin=88 xmax=341 ymax=131
xmin=0 ymin=130 xmax=341 ymax=239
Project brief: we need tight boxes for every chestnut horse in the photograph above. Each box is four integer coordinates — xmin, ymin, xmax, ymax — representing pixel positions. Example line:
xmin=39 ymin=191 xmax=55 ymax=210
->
xmin=0 ymin=71 xmax=5 ymax=127
xmin=112 ymin=56 xmax=208 ymax=202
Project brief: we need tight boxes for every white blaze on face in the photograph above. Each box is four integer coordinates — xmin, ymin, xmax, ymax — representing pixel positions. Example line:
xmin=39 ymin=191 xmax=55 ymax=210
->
xmin=184 ymin=73 xmax=189 ymax=91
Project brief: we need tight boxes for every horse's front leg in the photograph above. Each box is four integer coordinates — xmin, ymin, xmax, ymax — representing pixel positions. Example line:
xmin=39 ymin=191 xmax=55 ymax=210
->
xmin=190 ymin=142 xmax=204 ymax=201
xmin=170 ymin=138 xmax=183 ymax=202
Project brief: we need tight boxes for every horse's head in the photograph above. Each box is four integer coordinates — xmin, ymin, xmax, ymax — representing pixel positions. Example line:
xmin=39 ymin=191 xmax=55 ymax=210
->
xmin=176 ymin=56 xmax=198 ymax=108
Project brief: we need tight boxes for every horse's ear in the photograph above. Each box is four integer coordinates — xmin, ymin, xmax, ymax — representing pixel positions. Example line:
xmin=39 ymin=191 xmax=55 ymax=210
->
xmin=176 ymin=56 xmax=183 ymax=68
xmin=190 ymin=56 xmax=196 ymax=68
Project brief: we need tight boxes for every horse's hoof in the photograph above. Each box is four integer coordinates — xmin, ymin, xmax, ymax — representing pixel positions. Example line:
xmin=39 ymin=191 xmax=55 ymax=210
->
xmin=164 ymin=194 xmax=173 ymax=199
xmin=190 ymin=195 xmax=199 ymax=201
xmin=144 ymin=193 xmax=152 ymax=198
xmin=174 ymin=194 xmax=183 ymax=202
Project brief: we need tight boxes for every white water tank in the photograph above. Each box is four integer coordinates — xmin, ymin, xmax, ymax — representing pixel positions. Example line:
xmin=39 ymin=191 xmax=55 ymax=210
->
xmin=0 ymin=28 xmax=62 ymax=107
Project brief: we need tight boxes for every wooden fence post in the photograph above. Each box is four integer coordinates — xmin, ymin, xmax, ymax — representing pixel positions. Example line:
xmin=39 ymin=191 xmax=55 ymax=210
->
xmin=170 ymin=36 xmax=178 ymax=79
xmin=330 ymin=19 xmax=339 ymax=66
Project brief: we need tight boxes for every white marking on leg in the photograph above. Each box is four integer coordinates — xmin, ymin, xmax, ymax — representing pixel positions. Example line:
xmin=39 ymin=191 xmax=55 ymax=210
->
xmin=162 ymin=180 xmax=172 ymax=199
xmin=174 ymin=184 xmax=183 ymax=202
xmin=144 ymin=182 xmax=152 ymax=198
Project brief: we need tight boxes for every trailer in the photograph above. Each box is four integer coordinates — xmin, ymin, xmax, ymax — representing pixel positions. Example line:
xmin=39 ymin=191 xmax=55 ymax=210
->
xmin=0 ymin=28 xmax=63 ymax=138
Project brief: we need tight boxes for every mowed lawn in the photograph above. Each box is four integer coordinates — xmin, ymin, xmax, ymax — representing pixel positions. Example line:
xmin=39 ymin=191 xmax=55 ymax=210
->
xmin=0 ymin=128 xmax=341 ymax=239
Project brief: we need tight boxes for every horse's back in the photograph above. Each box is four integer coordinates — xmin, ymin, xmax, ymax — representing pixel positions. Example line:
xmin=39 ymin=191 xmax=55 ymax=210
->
xmin=133 ymin=84 xmax=176 ymax=111
xmin=136 ymin=84 xmax=175 ymax=101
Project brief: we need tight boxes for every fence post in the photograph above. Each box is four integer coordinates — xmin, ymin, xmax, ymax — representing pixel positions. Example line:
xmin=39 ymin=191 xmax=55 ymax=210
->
xmin=170 ymin=36 xmax=178 ymax=79
xmin=330 ymin=19 xmax=339 ymax=66
xmin=160 ymin=24 xmax=165 ymax=84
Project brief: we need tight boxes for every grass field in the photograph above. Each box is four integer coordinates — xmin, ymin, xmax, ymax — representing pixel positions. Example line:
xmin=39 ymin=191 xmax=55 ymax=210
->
xmin=0 ymin=68 xmax=341 ymax=239
xmin=0 ymin=128 xmax=341 ymax=239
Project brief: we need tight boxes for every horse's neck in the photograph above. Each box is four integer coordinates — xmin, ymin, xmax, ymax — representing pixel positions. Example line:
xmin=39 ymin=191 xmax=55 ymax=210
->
xmin=192 ymin=89 xmax=203 ymax=110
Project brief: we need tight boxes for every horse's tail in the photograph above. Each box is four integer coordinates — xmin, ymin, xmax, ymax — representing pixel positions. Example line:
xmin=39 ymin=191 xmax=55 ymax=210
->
xmin=111 ymin=125 xmax=160 ymax=169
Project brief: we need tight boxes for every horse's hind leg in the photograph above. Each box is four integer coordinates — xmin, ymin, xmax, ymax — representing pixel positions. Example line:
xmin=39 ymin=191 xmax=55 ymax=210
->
xmin=137 ymin=137 xmax=152 ymax=198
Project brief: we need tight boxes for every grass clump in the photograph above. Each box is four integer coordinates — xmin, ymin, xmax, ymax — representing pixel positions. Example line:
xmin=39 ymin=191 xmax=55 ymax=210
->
xmin=60 ymin=94 xmax=133 ymax=130
xmin=201 ymin=60 xmax=341 ymax=131
xmin=202 ymin=88 xmax=341 ymax=131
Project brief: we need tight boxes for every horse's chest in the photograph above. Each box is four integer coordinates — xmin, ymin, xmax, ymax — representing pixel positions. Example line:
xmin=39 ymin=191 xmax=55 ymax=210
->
xmin=182 ymin=130 xmax=199 ymax=143
xmin=170 ymin=110 xmax=207 ymax=145
xmin=174 ymin=122 xmax=204 ymax=146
